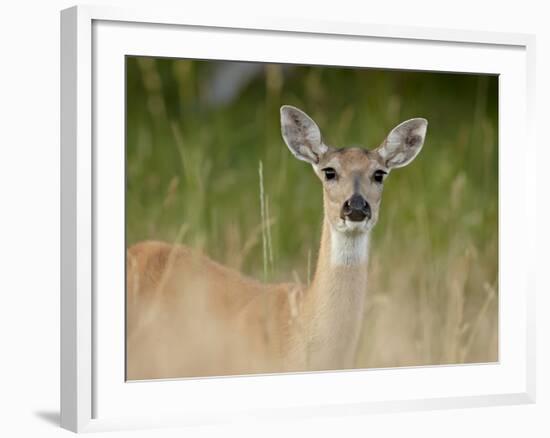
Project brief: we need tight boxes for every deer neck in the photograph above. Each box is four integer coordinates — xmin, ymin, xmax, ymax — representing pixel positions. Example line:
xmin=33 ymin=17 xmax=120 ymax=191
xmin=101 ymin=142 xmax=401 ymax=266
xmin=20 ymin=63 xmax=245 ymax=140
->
xmin=300 ymin=217 xmax=370 ymax=370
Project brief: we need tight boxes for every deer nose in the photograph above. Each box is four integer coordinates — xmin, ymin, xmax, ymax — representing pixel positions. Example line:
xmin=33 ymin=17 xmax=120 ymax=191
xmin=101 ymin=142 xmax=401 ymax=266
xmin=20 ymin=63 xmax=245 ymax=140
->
xmin=341 ymin=194 xmax=371 ymax=222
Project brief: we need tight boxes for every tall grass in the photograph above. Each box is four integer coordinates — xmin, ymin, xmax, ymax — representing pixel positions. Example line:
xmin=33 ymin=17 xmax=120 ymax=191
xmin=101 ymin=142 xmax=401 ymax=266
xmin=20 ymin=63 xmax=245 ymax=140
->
xmin=126 ymin=57 xmax=498 ymax=367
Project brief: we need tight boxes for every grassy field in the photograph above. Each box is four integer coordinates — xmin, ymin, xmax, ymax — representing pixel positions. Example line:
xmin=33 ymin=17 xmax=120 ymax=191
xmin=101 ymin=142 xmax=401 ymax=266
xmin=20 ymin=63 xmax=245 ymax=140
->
xmin=126 ymin=57 xmax=498 ymax=368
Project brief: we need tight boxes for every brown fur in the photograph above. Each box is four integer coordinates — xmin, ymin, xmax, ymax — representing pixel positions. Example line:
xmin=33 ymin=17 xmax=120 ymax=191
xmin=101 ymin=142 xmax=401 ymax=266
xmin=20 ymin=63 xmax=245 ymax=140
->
xmin=127 ymin=241 xmax=300 ymax=379
xmin=126 ymin=217 xmax=368 ymax=379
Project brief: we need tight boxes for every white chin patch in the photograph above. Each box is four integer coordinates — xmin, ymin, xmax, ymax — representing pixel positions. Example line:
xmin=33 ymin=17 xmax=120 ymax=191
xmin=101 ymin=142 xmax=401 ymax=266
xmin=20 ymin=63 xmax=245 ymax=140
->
xmin=345 ymin=220 xmax=368 ymax=232
xmin=335 ymin=218 xmax=370 ymax=234
xmin=331 ymin=222 xmax=370 ymax=266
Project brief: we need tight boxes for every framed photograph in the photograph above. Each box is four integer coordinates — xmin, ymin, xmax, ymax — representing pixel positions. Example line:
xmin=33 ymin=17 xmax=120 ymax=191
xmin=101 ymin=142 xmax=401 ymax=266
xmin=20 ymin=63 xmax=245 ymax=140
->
xmin=60 ymin=4 xmax=536 ymax=432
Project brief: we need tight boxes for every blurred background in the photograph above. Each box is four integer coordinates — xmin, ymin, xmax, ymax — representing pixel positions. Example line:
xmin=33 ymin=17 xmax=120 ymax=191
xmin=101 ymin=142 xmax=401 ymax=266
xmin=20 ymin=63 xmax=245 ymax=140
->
xmin=126 ymin=57 xmax=498 ymax=368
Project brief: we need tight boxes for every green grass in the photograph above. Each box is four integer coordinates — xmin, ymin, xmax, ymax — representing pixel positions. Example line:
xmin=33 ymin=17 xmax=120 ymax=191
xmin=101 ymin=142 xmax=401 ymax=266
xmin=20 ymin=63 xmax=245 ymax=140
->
xmin=126 ymin=57 xmax=498 ymax=366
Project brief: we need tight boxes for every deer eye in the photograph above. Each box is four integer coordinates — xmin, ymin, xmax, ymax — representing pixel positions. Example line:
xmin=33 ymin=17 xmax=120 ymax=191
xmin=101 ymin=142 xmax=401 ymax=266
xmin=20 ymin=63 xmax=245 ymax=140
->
xmin=373 ymin=170 xmax=387 ymax=184
xmin=322 ymin=167 xmax=337 ymax=181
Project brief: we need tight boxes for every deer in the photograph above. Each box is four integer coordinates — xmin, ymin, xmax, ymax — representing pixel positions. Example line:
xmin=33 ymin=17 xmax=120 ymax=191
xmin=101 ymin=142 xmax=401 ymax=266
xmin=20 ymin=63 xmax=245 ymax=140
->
xmin=126 ymin=106 xmax=428 ymax=380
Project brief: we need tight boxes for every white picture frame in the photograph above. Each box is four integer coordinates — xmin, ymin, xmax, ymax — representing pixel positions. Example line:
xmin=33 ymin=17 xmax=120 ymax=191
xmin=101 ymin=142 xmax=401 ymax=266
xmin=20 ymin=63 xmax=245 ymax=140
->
xmin=60 ymin=4 xmax=536 ymax=433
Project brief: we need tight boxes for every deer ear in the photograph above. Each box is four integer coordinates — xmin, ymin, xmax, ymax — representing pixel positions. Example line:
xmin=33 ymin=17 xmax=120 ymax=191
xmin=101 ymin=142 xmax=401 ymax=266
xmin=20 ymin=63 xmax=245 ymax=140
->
xmin=376 ymin=118 xmax=428 ymax=169
xmin=280 ymin=105 xmax=328 ymax=164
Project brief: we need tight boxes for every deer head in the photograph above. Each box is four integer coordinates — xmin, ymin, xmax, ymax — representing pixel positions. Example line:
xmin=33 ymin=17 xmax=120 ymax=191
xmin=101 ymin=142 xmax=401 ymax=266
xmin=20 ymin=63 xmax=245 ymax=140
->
xmin=280 ymin=105 xmax=428 ymax=235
